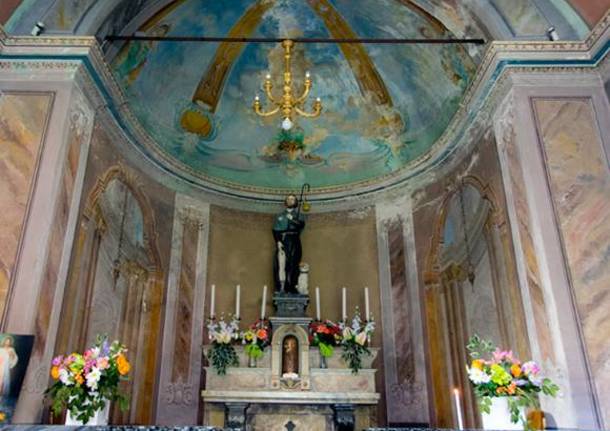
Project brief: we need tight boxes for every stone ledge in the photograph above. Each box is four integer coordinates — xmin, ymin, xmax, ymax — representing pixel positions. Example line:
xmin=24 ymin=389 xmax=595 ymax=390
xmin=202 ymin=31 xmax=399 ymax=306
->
xmin=201 ymin=390 xmax=380 ymax=405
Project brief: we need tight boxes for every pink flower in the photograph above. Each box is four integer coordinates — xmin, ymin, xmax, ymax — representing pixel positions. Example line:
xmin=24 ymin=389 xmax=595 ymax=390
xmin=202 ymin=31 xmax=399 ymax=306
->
xmin=52 ymin=356 xmax=63 ymax=366
xmin=492 ymin=349 xmax=519 ymax=364
xmin=522 ymin=361 xmax=540 ymax=375
xmin=96 ymin=357 xmax=109 ymax=370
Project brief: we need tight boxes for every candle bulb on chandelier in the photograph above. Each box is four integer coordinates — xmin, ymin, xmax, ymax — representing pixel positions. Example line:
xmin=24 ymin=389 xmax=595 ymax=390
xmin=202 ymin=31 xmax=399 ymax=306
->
xmin=305 ymin=71 xmax=311 ymax=78
xmin=265 ymin=73 xmax=271 ymax=80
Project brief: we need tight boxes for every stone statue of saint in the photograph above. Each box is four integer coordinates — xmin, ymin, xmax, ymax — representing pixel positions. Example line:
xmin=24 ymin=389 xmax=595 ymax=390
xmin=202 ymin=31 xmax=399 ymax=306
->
xmin=282 ymin=335 xmax=299 ymax=376
xmin=273 ymin=194 xmax=305 ymax=294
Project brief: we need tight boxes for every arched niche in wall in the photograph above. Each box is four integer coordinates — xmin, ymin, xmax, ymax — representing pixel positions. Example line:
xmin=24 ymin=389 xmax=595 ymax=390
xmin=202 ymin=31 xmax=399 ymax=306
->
xmin=53 ymin=165 xmax=164 ymax=425
xmin=422 ymin=176 xmax=530 ymax=429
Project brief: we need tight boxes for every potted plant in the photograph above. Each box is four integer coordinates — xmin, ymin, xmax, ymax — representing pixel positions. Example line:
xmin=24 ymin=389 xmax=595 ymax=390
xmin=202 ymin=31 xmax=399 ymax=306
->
xmin=466 ymin=335 xmax=559 ymax=430
xmin=308 ymin=319 xmax=341 ymax=368
xmin=206 ymin=314 xmax=240 ymax=375
xmin=339 ymin=309 xmax=375 ymax=374
xmin=46 ymin=336 xmax=130 ymax=425
xmin=241 ymin=318 xmax=271 ymax=367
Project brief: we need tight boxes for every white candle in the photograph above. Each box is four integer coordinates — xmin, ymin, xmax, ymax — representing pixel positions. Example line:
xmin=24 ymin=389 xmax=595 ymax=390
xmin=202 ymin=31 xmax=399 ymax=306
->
xmin=210 ymin=284 xmax=216 ymax=318
xmin=453 ymin=388 xmax=464 ymax=430
xmin=315 ymin=287 xmax=321 ymax=320
xmin=235 ymin=285 xmax=241 ymax=319
xmin=261 ymin=285 xmax=267 ymax=319
xmin=364 ymin=286 xmax=370 ymax=321
xmin=342 ymin=287 xmax=347 ymax=321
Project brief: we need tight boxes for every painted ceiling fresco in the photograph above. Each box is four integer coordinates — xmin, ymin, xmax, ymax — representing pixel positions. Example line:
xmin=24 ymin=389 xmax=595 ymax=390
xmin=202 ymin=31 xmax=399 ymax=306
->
xmin=111 ymin=0 xmax=478 ymax=191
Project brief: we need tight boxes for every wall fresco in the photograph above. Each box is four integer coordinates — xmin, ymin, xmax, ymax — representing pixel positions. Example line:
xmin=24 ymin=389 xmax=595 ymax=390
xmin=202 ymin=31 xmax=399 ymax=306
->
xmin=0 ymin=92 xmax=53 ymax=319
xmin=534 ymin=98 xmax=610 ymax=425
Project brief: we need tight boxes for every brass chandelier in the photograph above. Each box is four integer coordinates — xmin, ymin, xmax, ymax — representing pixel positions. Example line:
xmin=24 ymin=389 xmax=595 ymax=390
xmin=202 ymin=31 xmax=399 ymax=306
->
xmin=253 ymin=39 xmax=322 ymax=130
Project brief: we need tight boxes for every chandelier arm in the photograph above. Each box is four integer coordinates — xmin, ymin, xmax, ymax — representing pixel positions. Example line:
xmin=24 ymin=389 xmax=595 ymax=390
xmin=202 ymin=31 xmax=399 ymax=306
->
xmin=294 ymin=105 xmax=321 ymax=118
xmin=264 ymin=83 xmax=280 ymax=105
xmin=295 ymin=80 xmax=312 ymax=104
xmin=254 ymin=104 xmax=281 ymax=117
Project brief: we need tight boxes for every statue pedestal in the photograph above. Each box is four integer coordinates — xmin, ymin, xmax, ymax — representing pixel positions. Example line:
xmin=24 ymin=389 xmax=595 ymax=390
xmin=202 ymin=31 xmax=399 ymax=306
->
xmin=272 ymin=292 xmax=309 ymax=317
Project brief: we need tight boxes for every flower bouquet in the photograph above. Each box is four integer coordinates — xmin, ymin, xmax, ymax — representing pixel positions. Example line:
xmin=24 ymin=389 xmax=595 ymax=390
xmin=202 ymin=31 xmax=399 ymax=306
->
xmin=466 ymin=335 xmax=559 ymax=429
xmin=241 ymin=318 xmax=271 ymax=362
xmin=340 ymin=309 xmax=375 ymax=374
xmin=46 ymin=335 xmax=130 ymax=425
xmin=309 ymin=320 xmax=341 ymax=359
xmin=206 ymin=314 xmax=240 ymax=375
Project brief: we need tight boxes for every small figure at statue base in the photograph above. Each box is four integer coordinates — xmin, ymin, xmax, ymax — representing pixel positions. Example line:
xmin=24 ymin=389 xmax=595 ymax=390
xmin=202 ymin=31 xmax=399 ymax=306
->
xmin=296 ymin=263 xmax=309 ymax=295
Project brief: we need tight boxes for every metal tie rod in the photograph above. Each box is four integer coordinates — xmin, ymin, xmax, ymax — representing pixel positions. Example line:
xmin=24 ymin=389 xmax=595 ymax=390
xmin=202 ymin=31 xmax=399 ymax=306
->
xmin=105 ymin=35 xmax=486 ymax=45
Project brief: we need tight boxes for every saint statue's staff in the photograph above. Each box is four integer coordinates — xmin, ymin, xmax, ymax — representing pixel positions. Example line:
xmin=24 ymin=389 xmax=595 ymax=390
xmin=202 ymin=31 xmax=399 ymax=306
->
xmin=296 ymin=183 xmax=311 ymax=221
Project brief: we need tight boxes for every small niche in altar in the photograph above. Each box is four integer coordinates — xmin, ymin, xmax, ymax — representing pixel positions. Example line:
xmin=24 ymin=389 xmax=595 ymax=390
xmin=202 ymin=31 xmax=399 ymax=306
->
xmin=282 ymin=335 xmax=299 ymax=377
xmin=281 ymin=335 xmax=300 ymax=388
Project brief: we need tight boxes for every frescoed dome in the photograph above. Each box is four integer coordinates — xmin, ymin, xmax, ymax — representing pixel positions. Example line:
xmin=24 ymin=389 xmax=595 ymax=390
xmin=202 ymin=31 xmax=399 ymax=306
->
xmin=110 ymin=0 xmax=478 ymax=192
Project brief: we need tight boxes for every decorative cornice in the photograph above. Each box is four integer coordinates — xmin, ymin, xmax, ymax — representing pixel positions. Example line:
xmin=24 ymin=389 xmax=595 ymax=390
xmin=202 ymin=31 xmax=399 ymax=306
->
xmin=0 ymin=17 xmax=609 ymax=206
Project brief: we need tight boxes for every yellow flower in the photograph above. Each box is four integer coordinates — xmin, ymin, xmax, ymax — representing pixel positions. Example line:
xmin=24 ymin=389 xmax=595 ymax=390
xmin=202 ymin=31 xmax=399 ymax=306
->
xmin=117 ymin=354 xmax=131 ymax=375
xmin=50 ymin=366 xmax=60 ymax=380
xmin=0 ymin=411 xmax=6 ymax=422
xmin=511 ymin=364 xmax=522 ymax=377
xmin=491 ymin=364 xmax=512 ymax=386
xmin=471 ymin=359 xmax=484 ymax=370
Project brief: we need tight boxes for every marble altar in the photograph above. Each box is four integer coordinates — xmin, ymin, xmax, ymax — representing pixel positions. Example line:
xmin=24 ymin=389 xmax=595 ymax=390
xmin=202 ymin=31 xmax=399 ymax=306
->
xmin=202 ymin=337 xmax=379 ymax=430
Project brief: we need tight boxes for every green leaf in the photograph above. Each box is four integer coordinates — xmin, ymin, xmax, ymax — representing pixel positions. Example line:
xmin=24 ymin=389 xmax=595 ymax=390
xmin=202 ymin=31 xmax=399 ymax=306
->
xmin=245 ymin=343 xmax=264 ymax=359
xmin=319 ymin=343 xmax=334 ymax=358
xmin=207 ymin=342 xmax=239 ymax=375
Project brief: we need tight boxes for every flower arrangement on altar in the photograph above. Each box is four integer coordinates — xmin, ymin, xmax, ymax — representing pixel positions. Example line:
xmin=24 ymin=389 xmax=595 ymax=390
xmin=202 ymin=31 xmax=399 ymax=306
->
xmin=308 ymin=320 xmax=341 ymax=358
xmin=241 ymin=318 xmax=271 ymax=360
xmin=46 ymin=335 xmax=130 ymax=424
xmin=206 ymin=314 xmax=240 ymax=375
xmin=466 ymin=335 xmax=559 ymax=427
xmin=340 ymin=308 xmax=375 ymax=374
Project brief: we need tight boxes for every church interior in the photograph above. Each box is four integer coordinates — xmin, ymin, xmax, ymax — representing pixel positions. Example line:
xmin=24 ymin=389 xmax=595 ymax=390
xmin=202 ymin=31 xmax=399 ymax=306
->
xmin=0 ymin=0 xmax=610 ymax=429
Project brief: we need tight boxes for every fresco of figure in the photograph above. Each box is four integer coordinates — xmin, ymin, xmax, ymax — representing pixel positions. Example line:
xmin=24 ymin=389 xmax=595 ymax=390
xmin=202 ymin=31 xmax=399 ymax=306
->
xmin=273 ymin=194 xmax=305 ymax=294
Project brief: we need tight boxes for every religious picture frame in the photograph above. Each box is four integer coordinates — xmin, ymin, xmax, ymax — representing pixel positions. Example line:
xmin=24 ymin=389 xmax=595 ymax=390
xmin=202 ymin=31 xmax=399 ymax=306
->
xmin=0 ymin=334 xmax=34 ymax=424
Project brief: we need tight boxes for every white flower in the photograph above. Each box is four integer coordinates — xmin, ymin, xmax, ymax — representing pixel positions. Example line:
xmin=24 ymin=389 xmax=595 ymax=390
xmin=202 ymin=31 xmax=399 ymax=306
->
xmin=86 ymin=367 xmax=102 ymax=390
xmin=355 ymin=331 xmax=368 ymax=346
xmin=217 ymin=330 xmax=231 ymax=344
xmin=59 ymin=368 xmax=73 ymax=386
xmin=89 ymin=347 xmax=100 ymax=359
xmin=529 ymin=373 xmax=543 ymax=387
xmin=467 ymin=367 xmax=491 ymax=385
xmin=342 ymin=327 xmax=353 ymax=339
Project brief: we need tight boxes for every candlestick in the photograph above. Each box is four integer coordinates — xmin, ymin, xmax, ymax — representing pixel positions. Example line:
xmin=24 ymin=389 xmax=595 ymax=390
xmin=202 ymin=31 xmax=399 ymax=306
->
xmin=342 ymin=287 xmax=347 ymax=321
xmin=453 ymin=388 xmax=464 ymax=430
xmin=210 ymin=284 xmax=216 ymax=318
xmin=261 ymin=285 xmax=267 ymax=319
xmin=235 ymin=285 xmax=241 ymax=319
xmin=315 ymin=287 xmax=321 ymax=320
xmin=364 ymin=286 xmax=370 ymax=321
